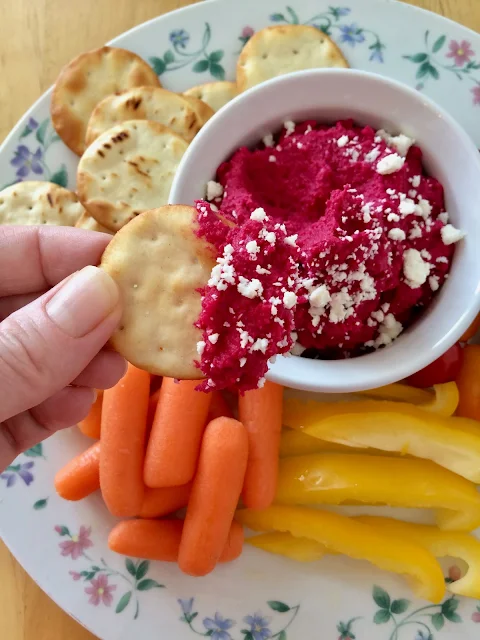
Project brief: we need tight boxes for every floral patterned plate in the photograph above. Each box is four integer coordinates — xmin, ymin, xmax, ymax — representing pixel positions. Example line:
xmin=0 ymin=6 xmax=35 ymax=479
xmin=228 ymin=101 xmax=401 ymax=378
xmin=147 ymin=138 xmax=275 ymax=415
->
xmin=1 ymin=0 xmax=479 ymax=638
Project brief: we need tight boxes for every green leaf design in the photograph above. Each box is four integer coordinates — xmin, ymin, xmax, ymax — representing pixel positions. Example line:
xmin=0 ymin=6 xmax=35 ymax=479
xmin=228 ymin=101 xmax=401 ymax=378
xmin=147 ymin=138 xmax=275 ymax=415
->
xmin=278 ymin=631 xmax=287 ymax=640
xmin=390 ymin=599 xmax=409 ymax=614
xmin=372 ymin=585 xmax=391 ymax=610
xmin=50 ymin=164 xmax=68 ymax=188
xmin=270 ymin=13 xmax=286 ymax=22
xmin=428 ymin=64 xmax=440 ymax=80
xmin=409 ymin=53 xmax=429 ymax=63
xmin=210 ymin=63 xmax=225 ymax=80
xmin=267 ymin=601 xmax=290 ymax=613
xmin=137 ymin=579 xmax=164 ymax=591
xmin=209 ymin=50 xmax=224 ymax=63
xmin=20 ymin=125 xmax=32 ymax=139
xmin=373 ymin=609 xmax=391 ymax=624
xmin=163 ymin=50 xmax=174 ymax=64
xmin=56 ymin=525 xmax=70 ymax=536
xmin=432 ymin=613 xmax=445 ymax=630
xmin=186 ymin=612 xmax=198 ymax=624
xmin=242 ymin=633 xmax=254 ymax=640
xmin=116 ymin=591 xmax=132 ymax=614
xmin=24 ymin=443 xmax=43 ymax=458
xmin=84 ymin=571 xmax=97 ymax=581
xmin=286 ymin=6 xmax=299 ymax=24
xmin=442 ymin=597 xmax=462 ymax=622
xmin=36 ymin=119 xmax=49 ymax=145
xmin=33 ymin=498 xmax=48 ymax=510
xmin=193 ymin=59 xmax=209 ymax=73
xmin=126 ymin=558 xmax=137 ymax=577
xmin=202 ymin=23 xmax=212 ymax=49
xmin=432 ymin=35 xmax=446 ymax=53
xmin=416 ymin=61 xmax=431 ymax=80
xmin=149 ymin=56 xmax=166 ymax=75
xmin=136 ymin=560 xmax=149 ymax=581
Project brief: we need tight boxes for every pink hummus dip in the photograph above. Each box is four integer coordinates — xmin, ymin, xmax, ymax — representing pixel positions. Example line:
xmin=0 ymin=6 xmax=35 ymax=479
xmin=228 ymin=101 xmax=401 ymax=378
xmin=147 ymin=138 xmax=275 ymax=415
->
xmin=194 ymin=120 xmax=465 ymax=392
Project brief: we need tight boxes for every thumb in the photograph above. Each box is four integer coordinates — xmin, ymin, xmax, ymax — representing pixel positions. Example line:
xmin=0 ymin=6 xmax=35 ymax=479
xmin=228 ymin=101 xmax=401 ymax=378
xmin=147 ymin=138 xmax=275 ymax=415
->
xmin=0 ymin=266 xmax=122 ymax=422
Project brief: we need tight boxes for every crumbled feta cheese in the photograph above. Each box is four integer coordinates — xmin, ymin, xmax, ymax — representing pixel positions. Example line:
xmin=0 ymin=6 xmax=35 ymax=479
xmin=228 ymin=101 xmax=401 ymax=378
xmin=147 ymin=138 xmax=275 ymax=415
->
xmin=256 ymin=265 xmax=271 ymax=275
xmin=246 ymin=240 xmax=260 ymax=256
xmin=238 ymin=329 xmax=253 ymax=349
xmin=362 ymin=203 xmax=372 ymax=223
xmin=196 ymin=341 xmax=206 ymax=357
xmin=410 ymin=175 xmax=421 ymax=188
xmin=415 ymin=197 xmax=432 ymax=219
xmin=436 ymin=256 xmax=448 ymax=264
xmin=375 ymin=313 xmax=403 ymax=347
xmin=377 ymin=153 xmax=405 ymax=175
xmin=399 ymin=199 xmax=416 ymax=216
xmin=409 ymin=224 xmax=422 ymax=240
xmin=237 ymin=276 xmax=264 ymax=299
xmin=251 ymin=338 xmax=269 ymax=353
xmin=337 ymin=135 xmax=349 ymax=148
xmin=263 ymin=133 xmax=274 ymax=147
xmin=388 ymin=228 xmax=406 ymax=241
xmin=257 ymin=377 xmax=266 ymax=389
xmin=387 ymin=212 xmax=400 ymax=223
xmin=285 ymin=234 xmax=298 ymax=247
xmin=429 ymin=275 xmax=440 ymax=292
xmin=371 ymin=310 xmax=385 ymax=323
xmin=250 ymin=207 xmax=267 ymax=222
xmin=284 ymin=120 xmax=296 ymax=136
xmin=376 ymin=130 xmax=415 ymax=157
xmin=206 ymin=180 xmax=224 ymax=201
xmin=283 ymin=291 xmax=297 ymax=309
xmin=438 ymin=212 xmax=449 ymax=224
xmin=268 ymin=155 xmax=277 ymax=163
xmin=291 ymin=342 xmax=306 ymax=356
xmin=441 ymin=224 xmax=465 ymax=245
xmin=239 ymin=357 xmax=247 ymax=367
xmin=403 ymin=248 xmax=431 ymax=288
xmin=208 ymin=333 xmax=219 ymax=344
xmin=365 ymin=147 xmax=381 ymax=163
xmin=260 ymin=230 xmax=276 ymax=244
xmin=309 ymin=284 xmax=331 ymax=309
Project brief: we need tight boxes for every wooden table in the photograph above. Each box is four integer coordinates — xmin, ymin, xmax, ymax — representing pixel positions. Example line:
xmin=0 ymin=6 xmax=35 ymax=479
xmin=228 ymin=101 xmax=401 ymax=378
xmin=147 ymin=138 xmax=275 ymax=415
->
xmin=0 ymin=0 xmax=478 ymax=637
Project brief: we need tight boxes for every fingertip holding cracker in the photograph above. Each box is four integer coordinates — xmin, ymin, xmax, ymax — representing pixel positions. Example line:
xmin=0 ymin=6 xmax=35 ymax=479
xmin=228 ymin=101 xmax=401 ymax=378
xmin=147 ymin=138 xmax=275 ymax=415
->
xmin=181 ymin=94 xmax=215 ymax=127
xmin=236 ymin=25 xmax=349 ymax=92
xmin=0 ymin=181 xmax=85 ymax=227
xmin=86 ymin=87 xmax=202 ymax=146
xmin=100 ymin=205 xmax=216 ymax=379
xmin=77 ymin=119 xmax=188 ymax=232
xmin=51 ymin=46 xmax=161 ymax=156
xmin=184 ymin=81 xmax=238 ymax=113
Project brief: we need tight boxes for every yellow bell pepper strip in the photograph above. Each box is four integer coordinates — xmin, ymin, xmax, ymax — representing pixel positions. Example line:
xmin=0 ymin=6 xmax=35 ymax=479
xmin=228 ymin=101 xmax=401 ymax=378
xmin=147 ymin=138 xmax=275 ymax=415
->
xmin=274 ymin=453 xmax=480 ymax=531
xmin=247 ymin=531 xmax=328 ymax=562
xmin=283 ymin=397 xmax=480 ymax=483
xmin=236 ymin=505 xmax=445 ymax=603
xmin=421 ymin=383 xmax=459 ymax=417
xmin=279 ymin=429 xmax=354 ymax=457
xmin=358 ymin=383 xmax=433 ymax=405
xmin=356 ymin=516 xmax=480 ymax=600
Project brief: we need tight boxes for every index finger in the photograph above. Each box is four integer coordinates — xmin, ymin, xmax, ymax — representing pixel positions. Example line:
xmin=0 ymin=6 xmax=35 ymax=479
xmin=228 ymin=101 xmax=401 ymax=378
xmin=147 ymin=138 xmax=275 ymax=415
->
xmin=0 ymin=226 xmax=112 ymax=296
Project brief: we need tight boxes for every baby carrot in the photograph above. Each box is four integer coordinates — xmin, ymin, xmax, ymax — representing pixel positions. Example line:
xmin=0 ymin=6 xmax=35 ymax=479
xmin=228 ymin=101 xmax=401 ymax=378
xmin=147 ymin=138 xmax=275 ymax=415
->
xmin=55 ymin=442 xmax=100 ymax=501
xmin=100 ymin=363 xmax=150 ymax=517
xmin=78 ymin=391 xmax=103 ymax=439
xmin=178 ymin=417 xmax=248 ymax=576
xmin=139 ymin=483 xmax=192 ymax=519
xmin=147 ymin=387 xmax=162 ymax=428
xmin=239 ymin=381 xmax=284 ymax=509
xmin=207 ymin=391 xmax=234 ymax=421
xmin=144 ymin=378 xmax=212 ymax=488
xmin=109 ymin=519 xmax=244 ymax=562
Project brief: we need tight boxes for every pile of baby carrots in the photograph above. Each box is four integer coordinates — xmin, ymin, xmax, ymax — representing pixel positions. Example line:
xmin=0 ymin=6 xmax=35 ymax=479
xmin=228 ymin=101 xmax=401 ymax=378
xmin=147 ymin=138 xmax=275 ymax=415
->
xmin=54 ymin=364 xmax=283 ymax=576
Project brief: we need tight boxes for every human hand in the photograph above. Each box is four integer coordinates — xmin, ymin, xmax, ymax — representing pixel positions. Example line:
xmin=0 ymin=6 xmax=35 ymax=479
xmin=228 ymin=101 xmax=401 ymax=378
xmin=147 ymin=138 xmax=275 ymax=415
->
xmin=0 ymin=225 xmax=126 ymax=472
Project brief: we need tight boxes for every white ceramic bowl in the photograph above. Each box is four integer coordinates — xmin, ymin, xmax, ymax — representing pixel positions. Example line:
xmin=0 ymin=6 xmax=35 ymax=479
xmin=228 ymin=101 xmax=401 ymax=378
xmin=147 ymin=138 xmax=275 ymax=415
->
xmin=170 ymin=69 xmax=480 ymax=393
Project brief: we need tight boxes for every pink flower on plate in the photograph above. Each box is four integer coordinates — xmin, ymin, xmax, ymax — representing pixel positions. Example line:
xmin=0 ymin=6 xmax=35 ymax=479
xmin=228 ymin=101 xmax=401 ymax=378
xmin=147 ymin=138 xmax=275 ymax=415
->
xmin=241 ymin=26 xmax=254 ymax=39
xmin=69 ymin=571 xmax=82 ymax=581
xmin=472 ymin=85 xmax=480 ymax=106
xmin=472 ymin=607 xmax=480 ymax=623
xmin=59 ymin=526 xmax=93 ymax=560
xmin=85 ymin=574 xmax=117 ymax=607
xmin=446 ymin=39 xmax=475 ymax=66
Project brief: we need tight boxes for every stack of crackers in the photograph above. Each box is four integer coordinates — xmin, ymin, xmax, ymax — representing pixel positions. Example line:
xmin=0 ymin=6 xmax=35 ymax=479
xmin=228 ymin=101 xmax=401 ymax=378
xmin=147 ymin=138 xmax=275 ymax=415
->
xmin=0 ymin=25 xmax=348 ymax=235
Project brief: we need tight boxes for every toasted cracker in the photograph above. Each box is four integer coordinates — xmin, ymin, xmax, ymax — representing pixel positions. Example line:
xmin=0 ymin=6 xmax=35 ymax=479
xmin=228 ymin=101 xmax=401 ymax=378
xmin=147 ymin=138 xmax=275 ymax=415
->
xmin=86 ymin=87 xmax=201 ymax=146
xmin=184 ymin=81 xmax=238 ymax=113
xmin=0 ymin=181 xmax=84 ymax=226
xmin=75 ymin=211 xmax=114 ymax=234
xmin=77 ymin=120 xmax=188 ymax=232
xmin=237 ymin=25 xmax=349 ymax=92
xmin=101 ymin=205 xmax=215 ymax=379
xmin=51 ymin=47 xmax=161 ymax=156
xmin=181 ymin=95 xmax=215 ymax=127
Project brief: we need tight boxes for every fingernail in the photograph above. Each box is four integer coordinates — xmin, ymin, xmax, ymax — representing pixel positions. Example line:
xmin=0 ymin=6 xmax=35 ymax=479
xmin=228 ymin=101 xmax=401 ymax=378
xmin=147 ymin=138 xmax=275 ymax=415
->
xmin=46 ymin=266 xmax=120 ymax=338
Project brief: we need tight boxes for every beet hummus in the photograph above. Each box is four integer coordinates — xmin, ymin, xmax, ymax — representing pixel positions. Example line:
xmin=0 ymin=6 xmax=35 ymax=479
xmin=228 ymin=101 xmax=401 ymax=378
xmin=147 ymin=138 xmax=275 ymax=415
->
xmin=194 ymin=119 xmax=465 ymax=392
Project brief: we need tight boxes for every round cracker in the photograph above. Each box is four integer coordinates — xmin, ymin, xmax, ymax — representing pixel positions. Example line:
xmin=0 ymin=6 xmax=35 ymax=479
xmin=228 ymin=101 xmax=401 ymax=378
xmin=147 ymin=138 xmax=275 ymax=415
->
xmin=237 ymin=25 xmax=349 ymax=92
xmin=184 ymin=81 xmax=238 ymax=113
xmin=86 ymin=87 xmax=202 ymax=146
xmin=181 ymin=94 xmax=215 ymax=127
xmin=75 ymin=211 xmax=114 ymax=234
xmin=51 ymin=46 xmax=161 ymax=156
xmin=101 ymin=205 xmax=215 ymax=379
xmin=77 ymin=119 xmax=189 ymax=232
xmin=0 ymin=181 xmax=84 ymax=226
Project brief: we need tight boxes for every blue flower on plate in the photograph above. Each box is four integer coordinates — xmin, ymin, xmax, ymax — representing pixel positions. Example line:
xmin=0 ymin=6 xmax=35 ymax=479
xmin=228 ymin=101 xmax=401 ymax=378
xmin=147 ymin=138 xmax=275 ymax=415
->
xmin=339 ymin=23 xmax=366 ymax=46
xmin=178 ymin=598 xmax=194 ymax=617
xmin=415 ymin=631 xmax=433 ymax=640
xmin=27 ymin=117 xmax=39 ymax=130
xmin=369 ymin=47 xmax=385 ymax=63
xmin=331 ymin=7 xmax=352 ymax=18
xmin=243 ymin=612 xmax=272 ymax=640
xmin=170 ymin=29 xmax=190 ymax=49
xmin=203 ymin=612 xmax=235 ymax=640
xmin=1 ymin=461 xmax=34 ymax=487
xmin=10 ymin=145 xmax=43 ymax=179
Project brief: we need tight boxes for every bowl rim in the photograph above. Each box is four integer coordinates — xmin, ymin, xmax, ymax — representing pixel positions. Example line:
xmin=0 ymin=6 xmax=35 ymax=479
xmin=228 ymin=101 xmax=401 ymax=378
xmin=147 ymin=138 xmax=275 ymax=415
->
xmin=170 ymin=68 xmax=480 ymax=392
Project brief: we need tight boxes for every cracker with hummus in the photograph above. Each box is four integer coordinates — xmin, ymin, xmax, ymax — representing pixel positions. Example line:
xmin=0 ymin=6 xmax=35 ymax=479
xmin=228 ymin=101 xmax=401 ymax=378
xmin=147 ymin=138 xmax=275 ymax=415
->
xmin=86 ymin=87 xmax=202 ymax=146
xmin=51 ymin=46 xmax=161 ymax=156
xmin=237 ymin=25 xmax=349 ymax=92
xmin=77 ymin=119 xmax=188 ymax=232
xmin=184 ymin=81 xmax=238 ymax=113
xmin=0 ymin=181 xmax=84 ymax=227
xmin=100 ymin=205 xmax=215 ymax=379
xmin=181 ymin=95 xmax=215 ymax=127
